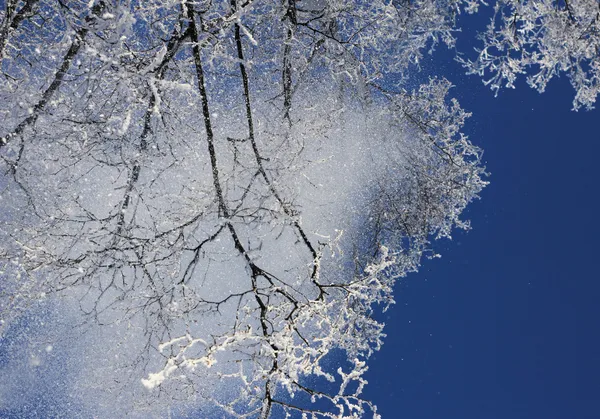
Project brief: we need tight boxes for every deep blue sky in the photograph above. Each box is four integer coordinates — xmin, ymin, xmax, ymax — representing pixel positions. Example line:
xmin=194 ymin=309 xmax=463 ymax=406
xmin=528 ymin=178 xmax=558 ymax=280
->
xmin=364 ymin=15 xmax=600 ymax=419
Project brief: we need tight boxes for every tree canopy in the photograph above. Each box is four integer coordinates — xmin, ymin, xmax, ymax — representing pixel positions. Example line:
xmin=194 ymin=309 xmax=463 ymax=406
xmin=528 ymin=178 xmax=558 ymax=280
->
xmin=0 ymin=0 xmax=597 ymax=417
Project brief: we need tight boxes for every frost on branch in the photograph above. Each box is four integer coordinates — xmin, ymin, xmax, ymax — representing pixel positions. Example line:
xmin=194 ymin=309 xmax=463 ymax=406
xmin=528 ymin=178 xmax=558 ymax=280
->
xmin=0 ymin=0 xmax=487 ymax=416
xmin=461 ymin=0 xmax=600 ymax=110
xmin=142 ymin=247 xmax=397 ymax=418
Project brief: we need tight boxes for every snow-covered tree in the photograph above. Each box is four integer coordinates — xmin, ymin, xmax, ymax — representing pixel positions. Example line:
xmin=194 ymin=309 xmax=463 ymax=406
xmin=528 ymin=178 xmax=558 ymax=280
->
xmin=461 ymin=0 xmax=600 ymax=110
xmin=4 ymin=0 xmax=594 ymax=417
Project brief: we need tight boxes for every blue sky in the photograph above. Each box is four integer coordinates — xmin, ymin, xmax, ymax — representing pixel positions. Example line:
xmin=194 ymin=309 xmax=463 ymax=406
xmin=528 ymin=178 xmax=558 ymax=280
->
xmin=363 ymin=18 xmax=600 ymax=419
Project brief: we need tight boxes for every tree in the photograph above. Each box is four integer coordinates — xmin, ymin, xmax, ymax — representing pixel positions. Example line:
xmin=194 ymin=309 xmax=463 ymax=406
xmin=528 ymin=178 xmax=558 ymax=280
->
xmin=461 ymin=0 xmax=600 ymax=110
xmin=1 ymin=0 xmax=593 ymax=417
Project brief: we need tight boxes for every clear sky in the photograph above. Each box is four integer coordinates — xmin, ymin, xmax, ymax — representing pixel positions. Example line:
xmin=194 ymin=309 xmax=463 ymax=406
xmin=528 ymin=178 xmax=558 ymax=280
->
xmin=363 ymin=12 xmax=600 ymax=419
